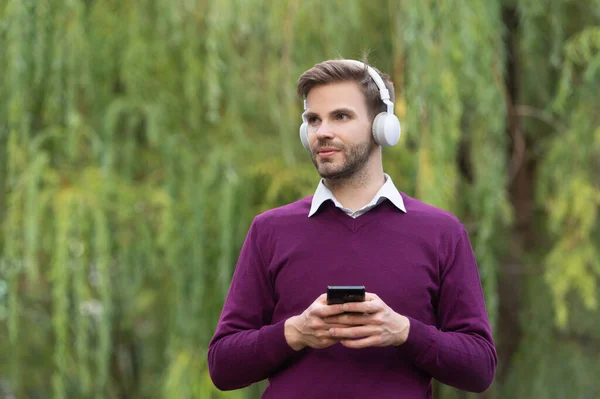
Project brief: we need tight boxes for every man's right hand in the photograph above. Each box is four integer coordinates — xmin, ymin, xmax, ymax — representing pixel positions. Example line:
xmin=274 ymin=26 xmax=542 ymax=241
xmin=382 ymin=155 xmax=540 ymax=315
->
xmin=284 ymin=293 xmax=347 ymax=351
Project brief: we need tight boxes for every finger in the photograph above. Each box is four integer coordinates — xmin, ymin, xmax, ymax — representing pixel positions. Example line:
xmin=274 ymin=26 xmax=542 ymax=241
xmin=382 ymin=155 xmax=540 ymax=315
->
xmin=310 ymin=303 xmax=345 ymax=318
xmin=324 ymin=314 xmax=372 ymax=325
xmin=326 ymin=323 xmax=352 ymax=329
xmin=316 ymin=293 xmax=328 ymax=304
xmin=340 ymin=335 xmax=384 ymax=349
xmin=308 ymin=337 xmax=339 ymax=349
xmin=329 ymin=325 xmax=381 ymax=339
xmin=342 ymin=300 xmax=382 ymax=314
xmin=311 ymin=317 xmax=349 ymax=329
xmin=315 ymin=329 xmax=335 ymax=339
xmin=309 ymin=319 xmax=353 ymax=332
xmin=307 ymin=318 xmax=327 ymax=331
xmin=365 ymin=292 xmax=380 ymax=301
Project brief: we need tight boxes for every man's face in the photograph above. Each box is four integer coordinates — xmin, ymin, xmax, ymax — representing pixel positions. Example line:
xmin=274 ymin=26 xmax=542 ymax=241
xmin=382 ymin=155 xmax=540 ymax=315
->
xmin=304 ymin=81 xmax=376 ymax=181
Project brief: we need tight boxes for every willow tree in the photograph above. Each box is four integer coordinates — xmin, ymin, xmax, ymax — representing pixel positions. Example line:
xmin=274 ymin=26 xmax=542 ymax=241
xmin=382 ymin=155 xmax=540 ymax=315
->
xmin=0 ymin=0 xmax=598 ymax=398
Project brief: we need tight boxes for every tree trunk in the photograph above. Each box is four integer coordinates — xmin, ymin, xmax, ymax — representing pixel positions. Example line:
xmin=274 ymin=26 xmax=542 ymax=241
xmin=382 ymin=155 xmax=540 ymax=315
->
xmin=497 ymin=5 xmax=534 ymax=383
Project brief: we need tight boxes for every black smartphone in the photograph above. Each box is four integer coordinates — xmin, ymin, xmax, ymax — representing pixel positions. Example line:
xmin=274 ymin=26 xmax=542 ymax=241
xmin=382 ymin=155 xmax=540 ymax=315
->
xmin=327 ymin=286 xmax=366 ymax=305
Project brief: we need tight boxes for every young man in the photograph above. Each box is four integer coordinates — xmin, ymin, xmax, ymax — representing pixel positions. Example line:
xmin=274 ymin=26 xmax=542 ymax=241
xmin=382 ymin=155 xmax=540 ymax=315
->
xmin=208 ymin=59 xmax=497 ymax=398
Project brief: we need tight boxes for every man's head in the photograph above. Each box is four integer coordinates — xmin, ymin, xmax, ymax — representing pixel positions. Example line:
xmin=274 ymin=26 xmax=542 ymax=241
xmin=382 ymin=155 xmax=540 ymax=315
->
xmin=296 ymin=59 xmax=397 ymax=181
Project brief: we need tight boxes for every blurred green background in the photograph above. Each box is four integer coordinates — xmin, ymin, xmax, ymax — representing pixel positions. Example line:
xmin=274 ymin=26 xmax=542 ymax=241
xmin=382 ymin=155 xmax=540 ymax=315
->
xmin=1 ymin=0 xmax=599 ymax=398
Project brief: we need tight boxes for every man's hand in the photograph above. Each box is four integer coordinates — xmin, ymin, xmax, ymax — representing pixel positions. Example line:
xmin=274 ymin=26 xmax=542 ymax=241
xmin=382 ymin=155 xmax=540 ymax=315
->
xmin=323 ymin=293 xmax=410 ymax=348
xmin=285 ymin=294 xmax=347 ymax=351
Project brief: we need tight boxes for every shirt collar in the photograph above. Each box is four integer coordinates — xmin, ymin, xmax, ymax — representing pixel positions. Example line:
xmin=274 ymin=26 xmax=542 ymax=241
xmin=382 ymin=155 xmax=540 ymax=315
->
xmin=308 ymin=173 xmax=407 ymax=217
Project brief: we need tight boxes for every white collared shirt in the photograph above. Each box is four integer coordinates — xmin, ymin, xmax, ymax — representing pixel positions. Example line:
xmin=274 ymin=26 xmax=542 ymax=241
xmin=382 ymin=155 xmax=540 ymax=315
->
xmin=308 ymin=173 xmax=407 ymax=218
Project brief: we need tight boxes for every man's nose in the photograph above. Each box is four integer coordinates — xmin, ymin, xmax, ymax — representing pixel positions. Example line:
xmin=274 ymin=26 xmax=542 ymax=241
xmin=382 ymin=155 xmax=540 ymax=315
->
xmin=314 ymin=121 xmax=335 ymax=140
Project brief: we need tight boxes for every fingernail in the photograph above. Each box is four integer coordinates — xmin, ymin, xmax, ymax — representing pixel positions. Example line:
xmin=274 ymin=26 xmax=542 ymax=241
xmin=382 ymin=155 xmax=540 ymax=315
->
xmin=329 ymin=328 xmax=335 ymax=336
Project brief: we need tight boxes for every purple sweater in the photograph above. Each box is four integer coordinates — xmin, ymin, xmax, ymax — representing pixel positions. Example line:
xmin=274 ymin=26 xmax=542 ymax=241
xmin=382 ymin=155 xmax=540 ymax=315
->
xmin=208 ymin=194 xmax=497 ymax=398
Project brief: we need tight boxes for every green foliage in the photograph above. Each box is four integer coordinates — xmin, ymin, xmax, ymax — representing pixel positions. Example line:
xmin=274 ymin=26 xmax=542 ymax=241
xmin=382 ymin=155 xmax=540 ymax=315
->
xmin=537 ymin=23 xmax=600 ymax=328
xmin=0 ymin=0 xmax=598 ymax=398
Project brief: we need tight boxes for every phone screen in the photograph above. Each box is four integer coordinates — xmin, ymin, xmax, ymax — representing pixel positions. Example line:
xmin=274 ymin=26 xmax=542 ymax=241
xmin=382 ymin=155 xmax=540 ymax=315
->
xmin=327 ymin=286 xmax=366 ymax=305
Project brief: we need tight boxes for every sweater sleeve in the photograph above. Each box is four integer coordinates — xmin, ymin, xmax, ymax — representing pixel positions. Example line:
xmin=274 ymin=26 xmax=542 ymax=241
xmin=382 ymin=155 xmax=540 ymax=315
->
xmin=207 ymin=217 xmax=302 ymax=391
xmin=397 ymin=226 xmax=498 ymax=393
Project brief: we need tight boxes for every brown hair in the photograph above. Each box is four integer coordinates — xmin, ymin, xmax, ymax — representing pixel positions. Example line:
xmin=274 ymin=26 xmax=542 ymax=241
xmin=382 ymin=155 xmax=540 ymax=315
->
xmin=296 ymin=58 xmax=395 ymax=119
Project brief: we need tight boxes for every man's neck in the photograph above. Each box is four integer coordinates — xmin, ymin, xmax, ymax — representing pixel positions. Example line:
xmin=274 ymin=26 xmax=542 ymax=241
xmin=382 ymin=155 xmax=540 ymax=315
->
xmin=324 ymin=167 xmax=385 ymax=212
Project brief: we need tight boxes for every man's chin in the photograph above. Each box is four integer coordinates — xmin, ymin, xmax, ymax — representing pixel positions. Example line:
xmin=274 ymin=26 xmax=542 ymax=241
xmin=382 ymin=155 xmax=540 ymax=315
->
xmin=313 ymin=157 xmax=353 ymax=180
xmin=317 ymin=166 xmax=349 ymax=180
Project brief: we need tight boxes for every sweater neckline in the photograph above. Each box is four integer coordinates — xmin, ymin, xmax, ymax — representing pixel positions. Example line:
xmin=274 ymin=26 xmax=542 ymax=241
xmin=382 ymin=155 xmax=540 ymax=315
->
xmin=322 ymin=200 xmax=394 ymax=232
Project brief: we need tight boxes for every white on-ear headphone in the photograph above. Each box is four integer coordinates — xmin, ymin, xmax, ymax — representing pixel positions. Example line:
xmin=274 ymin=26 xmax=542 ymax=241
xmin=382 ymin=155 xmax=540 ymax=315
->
xmin=299 ymin=60 xmax=401 ymax=151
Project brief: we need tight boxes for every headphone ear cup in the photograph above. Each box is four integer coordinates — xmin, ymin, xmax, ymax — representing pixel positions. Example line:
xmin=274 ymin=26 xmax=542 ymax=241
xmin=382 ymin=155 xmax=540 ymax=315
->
xmin=372 ymin=112 xmax=401 ymax=147
xmin=299 ymin=122 xmax=310 ymax=150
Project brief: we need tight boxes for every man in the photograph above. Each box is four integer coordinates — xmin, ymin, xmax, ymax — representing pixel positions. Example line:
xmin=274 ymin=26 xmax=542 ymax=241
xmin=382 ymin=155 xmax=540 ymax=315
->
xmin=208 ymin=59 xmax=497 ymax=398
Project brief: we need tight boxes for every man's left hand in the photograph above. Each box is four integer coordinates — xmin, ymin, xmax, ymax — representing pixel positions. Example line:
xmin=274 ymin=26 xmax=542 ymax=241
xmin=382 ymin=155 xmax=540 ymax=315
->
xmin=323 ymin=292 xmax=410 ymax=348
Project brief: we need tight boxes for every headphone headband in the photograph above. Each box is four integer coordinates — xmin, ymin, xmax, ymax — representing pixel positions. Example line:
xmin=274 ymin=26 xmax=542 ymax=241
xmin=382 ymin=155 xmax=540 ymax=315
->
xmin=340 ymin=60 xmax=394 ymax=115
xmin=301 ymin=60 xmax=394 ymax=115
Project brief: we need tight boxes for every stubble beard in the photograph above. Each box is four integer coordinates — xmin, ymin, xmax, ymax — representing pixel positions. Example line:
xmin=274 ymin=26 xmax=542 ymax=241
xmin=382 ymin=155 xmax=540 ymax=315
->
xmin=311 ymin=138 xmax=377 ymax=183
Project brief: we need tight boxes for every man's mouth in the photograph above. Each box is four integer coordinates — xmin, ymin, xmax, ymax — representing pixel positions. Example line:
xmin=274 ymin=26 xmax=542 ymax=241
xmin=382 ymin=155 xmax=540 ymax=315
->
xmin=317 ymin=147 xmax=340 ymax=158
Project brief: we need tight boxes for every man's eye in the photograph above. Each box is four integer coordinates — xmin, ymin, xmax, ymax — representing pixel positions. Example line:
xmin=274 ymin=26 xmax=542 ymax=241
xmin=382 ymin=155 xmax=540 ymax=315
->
xmin=336 ymin=113 xmax=349 ymax=120
xmin=307 ymin=117 xmax=319 ymax=124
